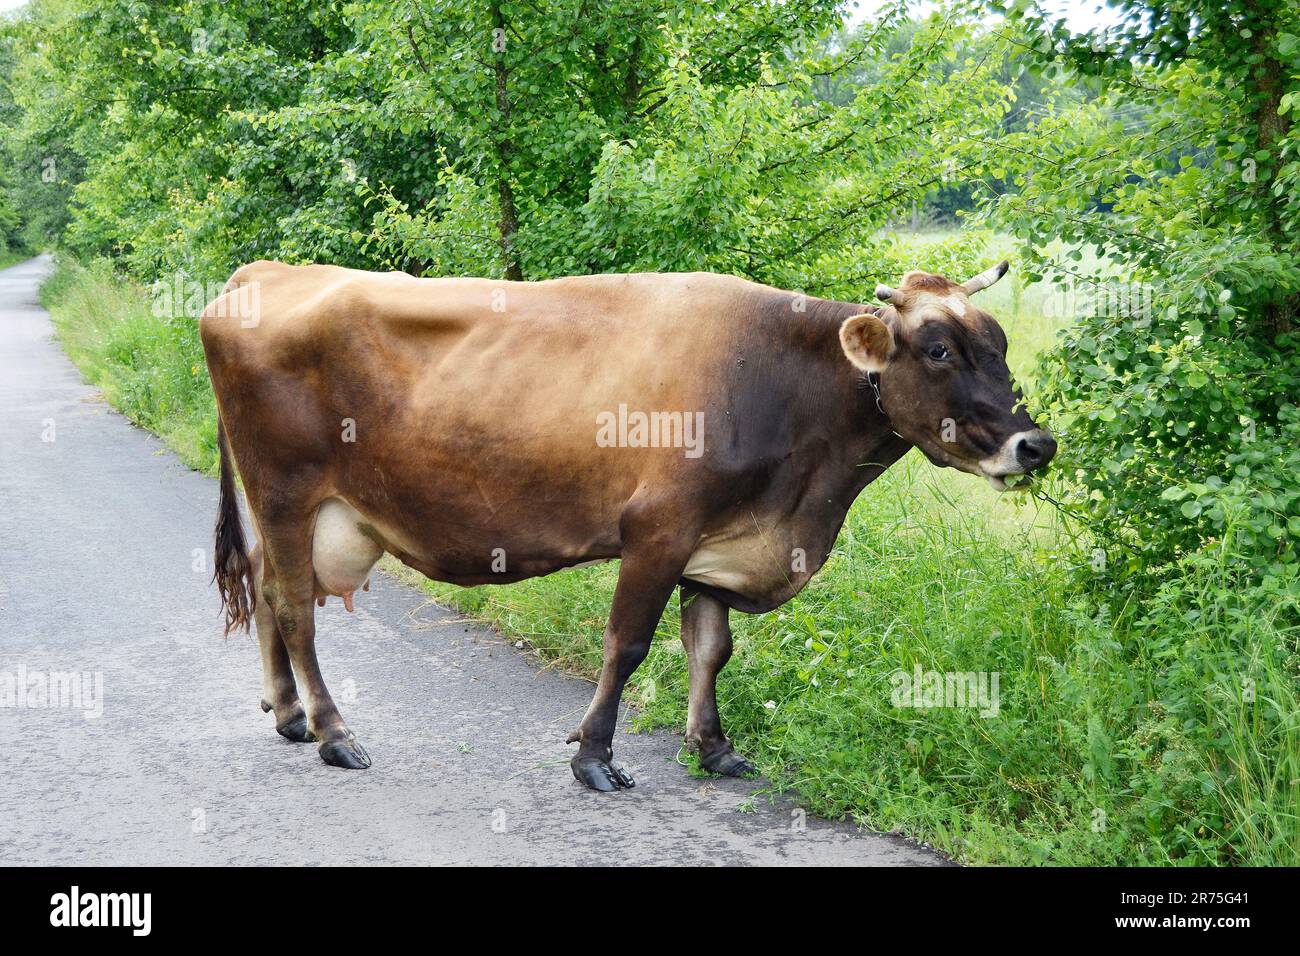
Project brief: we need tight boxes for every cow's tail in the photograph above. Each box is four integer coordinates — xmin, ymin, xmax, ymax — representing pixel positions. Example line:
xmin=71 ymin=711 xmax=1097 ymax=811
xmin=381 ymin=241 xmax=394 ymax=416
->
xmin=213 ymin=416 xmax=255 ymax=635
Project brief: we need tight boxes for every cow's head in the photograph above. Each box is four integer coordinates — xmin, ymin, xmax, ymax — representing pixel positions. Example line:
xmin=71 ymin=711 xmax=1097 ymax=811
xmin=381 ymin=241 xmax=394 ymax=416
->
xmin=839 ymin=261 xmax=1056 ymax=490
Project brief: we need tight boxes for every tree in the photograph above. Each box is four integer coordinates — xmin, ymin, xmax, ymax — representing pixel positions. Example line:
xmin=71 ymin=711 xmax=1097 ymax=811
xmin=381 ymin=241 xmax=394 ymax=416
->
xmin=983 ymin=0 xmax=1300 ymax=586
xmin=357 ymin=3 xmax=1015 ymax=293
xmin=1 ymin=1 xmax=1019 ymax=304
xmin=0 ymin=23 xmax=25 ymax=253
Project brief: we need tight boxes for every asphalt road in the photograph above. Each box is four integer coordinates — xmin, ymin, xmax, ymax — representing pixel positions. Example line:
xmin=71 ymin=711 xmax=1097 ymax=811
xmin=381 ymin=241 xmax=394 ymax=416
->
xmin=0 ymin=255 xmax=942 ymax=866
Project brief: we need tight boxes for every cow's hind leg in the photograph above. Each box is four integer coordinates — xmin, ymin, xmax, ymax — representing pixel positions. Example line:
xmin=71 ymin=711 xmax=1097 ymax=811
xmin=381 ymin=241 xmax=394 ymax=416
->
xmin=251 ymin=542 xmax=313 ymax=743
xmin=260 ymin=515 xmax=371 ymax=770
xmin=567 ymin=516 xmax=693 ymax=791
xmin=679 ymin=585 xmax=755 ymax=777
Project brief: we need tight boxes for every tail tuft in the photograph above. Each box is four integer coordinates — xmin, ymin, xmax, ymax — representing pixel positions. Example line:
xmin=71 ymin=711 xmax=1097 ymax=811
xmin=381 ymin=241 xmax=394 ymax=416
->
xmin=213 ymin=418 xmax=255 ymax=635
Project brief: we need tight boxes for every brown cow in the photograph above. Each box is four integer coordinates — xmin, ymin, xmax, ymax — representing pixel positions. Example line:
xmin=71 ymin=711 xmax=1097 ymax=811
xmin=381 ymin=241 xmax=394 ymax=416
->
xmin=200 ymin=260 xmax=1055 ymax=790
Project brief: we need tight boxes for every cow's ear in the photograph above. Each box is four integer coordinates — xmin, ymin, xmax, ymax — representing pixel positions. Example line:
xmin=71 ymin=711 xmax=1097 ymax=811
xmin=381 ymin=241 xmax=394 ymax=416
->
xmin=840 ymin=313 xmax=895 ymax=373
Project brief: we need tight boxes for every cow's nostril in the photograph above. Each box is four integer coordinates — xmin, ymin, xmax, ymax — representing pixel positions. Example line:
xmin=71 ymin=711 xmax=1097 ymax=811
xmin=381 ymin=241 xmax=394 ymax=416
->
xmin=1015 ymin=430 xmax=1057 ymax=471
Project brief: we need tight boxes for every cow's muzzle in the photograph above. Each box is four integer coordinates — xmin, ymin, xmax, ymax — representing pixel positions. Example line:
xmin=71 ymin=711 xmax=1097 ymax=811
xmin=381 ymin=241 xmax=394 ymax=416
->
xmin=979 ymin=428 xmax=1057 ymax=491
xmin=1014 ymin=429 xmax=1057 ymax=472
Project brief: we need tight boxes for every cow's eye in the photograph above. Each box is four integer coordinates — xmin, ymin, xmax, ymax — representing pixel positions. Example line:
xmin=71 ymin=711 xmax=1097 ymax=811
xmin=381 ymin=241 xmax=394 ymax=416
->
xmin=928 ymin=344 xmax=950 ymax=361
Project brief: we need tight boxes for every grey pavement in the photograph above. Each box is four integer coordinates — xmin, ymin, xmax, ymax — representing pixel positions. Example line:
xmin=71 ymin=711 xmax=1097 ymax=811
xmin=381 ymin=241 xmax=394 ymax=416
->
xmin=0 ymin=255 xmax=943 ymax=865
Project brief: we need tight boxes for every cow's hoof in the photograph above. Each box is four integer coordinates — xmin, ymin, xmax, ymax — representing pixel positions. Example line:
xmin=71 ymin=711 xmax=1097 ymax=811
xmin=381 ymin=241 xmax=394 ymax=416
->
xmin=276 ymin=715 xmax=316 ymax=743
xmin=319 ymin=736 xmax=371 ymax=770
xmin=701 ymin=748 xmax=756 ymax=778
xmin=572 ymin=755 xmax=635 ymax=791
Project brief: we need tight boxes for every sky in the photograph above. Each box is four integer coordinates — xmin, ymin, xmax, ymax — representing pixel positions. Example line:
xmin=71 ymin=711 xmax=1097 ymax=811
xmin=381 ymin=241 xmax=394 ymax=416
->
xmin=0 ymin=0 xmax=1127 ymax=29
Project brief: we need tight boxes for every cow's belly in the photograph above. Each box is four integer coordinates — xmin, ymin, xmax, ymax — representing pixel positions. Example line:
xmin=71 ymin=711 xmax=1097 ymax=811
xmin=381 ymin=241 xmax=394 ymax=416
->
xmin=311 ymin=495 xmax=819 ymax=608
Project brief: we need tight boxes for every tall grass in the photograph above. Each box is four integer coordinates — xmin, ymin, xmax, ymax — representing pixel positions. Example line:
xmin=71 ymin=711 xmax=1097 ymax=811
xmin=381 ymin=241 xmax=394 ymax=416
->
xmin=422 ymin=465 xmax=1300 ymax=865
xmin=42 ymin=252 xmax=1300 ymax=865
xmin=41 ymin=258 xmax=219 ymax=473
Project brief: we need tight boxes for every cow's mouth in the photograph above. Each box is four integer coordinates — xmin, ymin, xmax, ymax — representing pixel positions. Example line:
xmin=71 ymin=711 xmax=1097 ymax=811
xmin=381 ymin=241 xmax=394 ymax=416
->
xmin=919 ymin=433 xmax=1050 ymax=493
xmin=983 ymin=471 xmax=1032 ymax=493
xmin=921 ymin=443 xmax=1014 ymax=486
xmin=978 ymin=428 xmax=1056 ymax=492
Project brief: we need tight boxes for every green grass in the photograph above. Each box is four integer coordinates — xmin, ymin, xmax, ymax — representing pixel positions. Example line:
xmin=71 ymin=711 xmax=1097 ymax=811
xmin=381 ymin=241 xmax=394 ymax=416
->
xmin=418 ymin=463 xmax=1299 ymax=865
xmin=41 ymin=257 xmax=220 ymax=474
xmin=43 ymin=250 xmax=1300 ymax=866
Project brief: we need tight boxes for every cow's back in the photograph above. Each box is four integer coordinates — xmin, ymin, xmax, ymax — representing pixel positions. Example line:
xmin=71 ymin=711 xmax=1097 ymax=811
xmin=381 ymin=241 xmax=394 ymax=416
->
xmin=201 ymin=264 xmax=775 ymax=443
xmin=204 ymin=262 xmax=760 ymax=368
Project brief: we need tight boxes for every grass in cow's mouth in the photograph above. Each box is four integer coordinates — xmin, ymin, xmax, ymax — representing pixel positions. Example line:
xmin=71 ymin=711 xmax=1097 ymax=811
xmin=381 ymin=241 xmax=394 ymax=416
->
xmin=42 ymin=253 xmax=1300 ymax=867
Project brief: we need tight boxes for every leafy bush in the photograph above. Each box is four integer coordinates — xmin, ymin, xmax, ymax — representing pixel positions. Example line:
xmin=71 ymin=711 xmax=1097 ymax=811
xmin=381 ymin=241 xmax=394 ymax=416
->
xmin=985 ymin=6 xmax=1300 ymax=592
xmin=1037 ymin=288 xmax=1300 ymax=587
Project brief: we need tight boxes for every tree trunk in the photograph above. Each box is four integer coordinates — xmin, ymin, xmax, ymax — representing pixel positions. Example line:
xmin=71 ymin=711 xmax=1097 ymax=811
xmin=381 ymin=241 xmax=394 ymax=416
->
xmin=489 ymin=0 xmax=523 ymax=281
xmin=1249 ymin=6 xmax=1295 ymax=335
xmin=621 ymin=32 xmax=643 ymax=113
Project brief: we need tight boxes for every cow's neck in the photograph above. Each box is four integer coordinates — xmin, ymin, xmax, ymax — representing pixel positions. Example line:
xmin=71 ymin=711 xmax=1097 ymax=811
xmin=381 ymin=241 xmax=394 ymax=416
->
xmin=773 ymin=325 xmax=915 ymax=532
xmin=819 ymin=416 xmax=914 ymax=524
xmin=729 ymin=288 xmax=916 ymax=533
xmin=813 ymin=300 xmax=915 ymax=502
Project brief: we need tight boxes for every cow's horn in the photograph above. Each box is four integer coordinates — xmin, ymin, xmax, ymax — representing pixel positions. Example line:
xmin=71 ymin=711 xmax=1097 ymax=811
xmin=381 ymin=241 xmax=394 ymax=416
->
xmin=875 ymin=284 xmax=896 ymax=302
xmin=960 ymin=260 xmax=1009 ymax=295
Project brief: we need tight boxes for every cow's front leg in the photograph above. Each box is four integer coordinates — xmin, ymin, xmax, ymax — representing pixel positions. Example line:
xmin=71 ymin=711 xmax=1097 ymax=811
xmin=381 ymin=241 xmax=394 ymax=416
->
xmin=680 ymin=585 xmax=755 ymax=777
xmin=568 ymin=538 xmax=690 ymax=792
